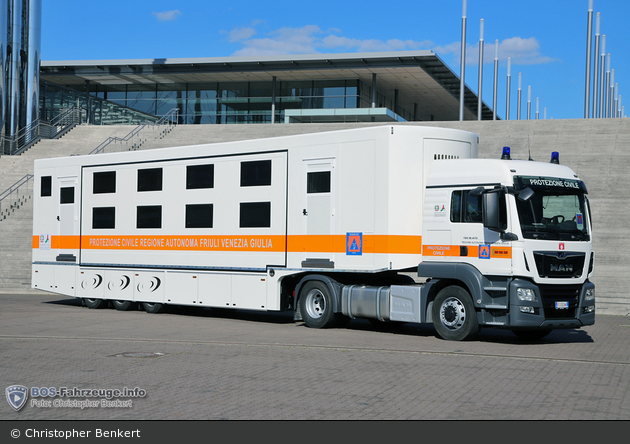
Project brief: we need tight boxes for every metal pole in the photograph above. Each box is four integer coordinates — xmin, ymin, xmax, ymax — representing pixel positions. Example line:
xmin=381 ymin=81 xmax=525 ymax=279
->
xmin=609 ymin=68 xmax=615 ymax=118
xmin=599 ymin=35 xmax=606 ymax=118
xmin=477 ymin=19 xmax=484 ymax=121
xmin=536 ymin=97 xmax=539 ymax=120
xmin=605 ymin=53 xmax=611 ymax=117
xmin=459 ymin=0 xmax=467 ymax=121
xmin=527 ymin=86 xmax=531 ymax=120
xmin=517 ymin=72 xmax=522 ymax=120
xmin=271 ymin=76 xmax=276 ymax=124
xmin=584 ymin=0 xmax=593 ymax=118
xmin=614 ymin=82 xmax=618 ymax=118
xmin=593 ymin=12 xmax=600 ymax=119
xmin=0 ymin=3 xmax=6 ymax=142
xmin=371 ymin=73 xmax=377 ymax=108
xmin=506 ymin=57 xmax=511 ymax=120
xmin=493 ymin=39 xmax=498 ymax=120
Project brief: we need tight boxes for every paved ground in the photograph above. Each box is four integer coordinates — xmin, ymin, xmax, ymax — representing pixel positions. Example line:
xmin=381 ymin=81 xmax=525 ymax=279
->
xmin=0 ymin=291 xmax=629 ymax=422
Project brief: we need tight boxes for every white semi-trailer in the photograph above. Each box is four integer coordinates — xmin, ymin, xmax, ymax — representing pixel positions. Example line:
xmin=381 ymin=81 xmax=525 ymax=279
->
xmin=32 ymin=125 xmax=595 ymax=340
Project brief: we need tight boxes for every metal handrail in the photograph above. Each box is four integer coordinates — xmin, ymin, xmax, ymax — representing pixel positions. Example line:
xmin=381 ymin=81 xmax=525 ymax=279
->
xmin=0 ymin=108 xmax=179 ymax=222
xmin=89 ymin=108 xmax=179 ymax=155
xmin=0 ymin=174 xmax=33 ymax=220
xmin=1 ymin=107 xmax=86 ymax=156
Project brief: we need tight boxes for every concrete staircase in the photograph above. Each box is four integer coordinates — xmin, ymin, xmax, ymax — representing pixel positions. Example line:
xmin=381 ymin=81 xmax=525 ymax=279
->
xmin=1 ymin=120 xmax=629 ymax=316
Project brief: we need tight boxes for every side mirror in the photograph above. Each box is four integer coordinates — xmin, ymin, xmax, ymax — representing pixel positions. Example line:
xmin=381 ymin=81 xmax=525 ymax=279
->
xmin=517 ymin=187 xmax=534 ymax=202
xmin=483 ymin=189 xmax=507 ymax=232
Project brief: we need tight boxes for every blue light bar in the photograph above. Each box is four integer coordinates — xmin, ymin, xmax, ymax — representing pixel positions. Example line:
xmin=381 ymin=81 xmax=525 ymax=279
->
xmin=501 ymin=146 xmax=511 ymax=160
xmin=550 ymin=151 xmax=560 ymax=164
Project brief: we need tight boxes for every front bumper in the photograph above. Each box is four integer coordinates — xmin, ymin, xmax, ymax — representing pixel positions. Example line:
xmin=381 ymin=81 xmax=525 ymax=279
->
xmin=508 ymin=278 xmax=595 ymax=329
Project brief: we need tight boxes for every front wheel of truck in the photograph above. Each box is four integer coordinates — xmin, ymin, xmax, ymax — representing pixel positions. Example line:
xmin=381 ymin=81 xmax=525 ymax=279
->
xmin=432 ymin=286 xmax=479 ymax=341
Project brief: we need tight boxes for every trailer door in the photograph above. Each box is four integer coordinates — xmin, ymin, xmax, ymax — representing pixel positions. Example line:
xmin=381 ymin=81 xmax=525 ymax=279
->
xmin=57 ymin=176 xmax=80 ymax=245
xmin=302 ymin=158 xmax=335 ymax=264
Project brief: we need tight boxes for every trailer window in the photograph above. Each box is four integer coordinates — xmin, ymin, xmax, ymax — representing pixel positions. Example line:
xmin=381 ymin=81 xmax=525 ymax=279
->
xmin=186 ymin=164 xmax=214 ymax=189
xmin=186 ymin=204 xmax=213 ymax=228
xmin=41 ymin=176 xmax=52 ymax=197
xmin=60 ymin=187 xmax=75 ymax=204
xmin=239 ymin=202 xmax=271 ymax=228
xmin=137 ymin=168 xmax=163 ymax=192
xmin=93 ymin=207 xmax=115 ymax=229
xmin=93 ymin=171 xmax=116 ymax=194
xmin=137 ymin=206 xmax=162 ymax=229
xmin=307 ymin=171 xmax=331 ymax=194
xmin=241 ymin=160 xmax=271 ymax=187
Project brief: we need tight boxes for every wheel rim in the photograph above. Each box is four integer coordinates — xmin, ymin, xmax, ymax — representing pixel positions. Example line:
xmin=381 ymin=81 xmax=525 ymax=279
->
xmin=439 ymin=297 xmax=466 ymax=330
xmin=304 ymin=289 xmax=326 ymax=319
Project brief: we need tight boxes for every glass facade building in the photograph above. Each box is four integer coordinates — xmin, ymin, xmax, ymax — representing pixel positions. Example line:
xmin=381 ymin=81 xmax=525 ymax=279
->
xmin=48 ymin=78 xmax=417 ymax=125
xmin=40 ymin=81 xmax=160 ymax=125
xmin=39 ymin=52 xmax=495 ymax=125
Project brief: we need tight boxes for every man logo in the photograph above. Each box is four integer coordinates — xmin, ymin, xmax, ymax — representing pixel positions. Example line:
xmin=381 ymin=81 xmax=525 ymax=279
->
xmin=6 ymin=385 xmax=28 ymax=411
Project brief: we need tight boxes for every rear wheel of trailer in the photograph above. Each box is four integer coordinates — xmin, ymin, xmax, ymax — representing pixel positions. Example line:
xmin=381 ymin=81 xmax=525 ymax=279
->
xmin=83 ymin=298 xmax=107 ymax=309
xmin=142 ymin=302 xmax=167 ymax=314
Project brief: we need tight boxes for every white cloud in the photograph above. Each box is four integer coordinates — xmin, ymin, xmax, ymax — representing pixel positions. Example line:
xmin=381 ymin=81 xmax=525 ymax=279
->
xmin=226 ymin=24 xmax=554 ymax=67
xmin=321 ymin=35 xmax=432 ymax=52
xmin=435 ymin=36 xmax=555 ymax=66
xmin=229 ymin=24 xmax=433 ymax=56
xmin=228 ymin=27 xmax=257 ymax=43
xmin=152 ymin=10 xmax=182 ymax=22
xmin=231 ymin=25 xmax=322 ymax=56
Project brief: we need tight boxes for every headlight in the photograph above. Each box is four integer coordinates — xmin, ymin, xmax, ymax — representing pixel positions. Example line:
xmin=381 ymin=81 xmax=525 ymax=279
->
xmin=584 ymin=288 xmax=595 ymax=301
xmin=517 ymin=288 xmax=537 ymax=302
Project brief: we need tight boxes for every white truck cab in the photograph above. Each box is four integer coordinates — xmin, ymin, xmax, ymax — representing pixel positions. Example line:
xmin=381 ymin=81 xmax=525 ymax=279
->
xmin=419 ymin=148 xmax=595 ymax=340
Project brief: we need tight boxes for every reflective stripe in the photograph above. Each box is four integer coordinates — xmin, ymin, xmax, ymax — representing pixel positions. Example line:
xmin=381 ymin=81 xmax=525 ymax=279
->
xmin=423 ymin=244 xmax=512 ymax=258
xmin=33 ymin=234 xmax=423 ymax=255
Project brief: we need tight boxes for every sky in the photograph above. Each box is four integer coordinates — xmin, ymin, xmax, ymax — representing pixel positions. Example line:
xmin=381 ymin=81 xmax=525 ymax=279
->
xmin=41 ymin=0 xmax=630 ymax=120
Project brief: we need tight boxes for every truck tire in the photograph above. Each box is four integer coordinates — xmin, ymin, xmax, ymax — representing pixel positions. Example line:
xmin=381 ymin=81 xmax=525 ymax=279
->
xmin=299 ymin=281 xmax=341 ymax=329
xmin=83 ymin=298 xmax=107 ymax=309
xmin=432 ymin=286 xmax=479 ymax=341
xmin=112 ymin=300 xmax=137 ymax=311
xmin=142 ymin=302 xmax=166 ymax=314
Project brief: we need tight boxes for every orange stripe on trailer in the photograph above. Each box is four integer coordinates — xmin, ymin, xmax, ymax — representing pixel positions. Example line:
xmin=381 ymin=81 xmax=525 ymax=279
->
xmin=33 ymin=235 xmax=80 ymax=249
xmin=82 ymin=235 xmax=287 ymax=252
xmin=35 ymin=234 xmax=423 ymax=255
xmin=285 ymin=235 xmax=422 ymax=254
xmin=286 ymin=235 xmax=346 ymax=253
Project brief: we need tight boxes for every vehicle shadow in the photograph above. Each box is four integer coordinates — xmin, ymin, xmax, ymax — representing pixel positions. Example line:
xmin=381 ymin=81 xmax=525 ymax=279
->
xmin=44 ymin=297 xmax=595 ymax=343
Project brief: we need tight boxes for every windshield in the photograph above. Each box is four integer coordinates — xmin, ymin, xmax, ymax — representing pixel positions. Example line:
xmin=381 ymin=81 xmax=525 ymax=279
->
xmin=514 ymin=176 xmax=590 ymax=241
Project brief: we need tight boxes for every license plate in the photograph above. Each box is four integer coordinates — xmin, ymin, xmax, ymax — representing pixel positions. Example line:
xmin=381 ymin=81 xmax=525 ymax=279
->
xmin=555 ymin=301 xmax=569 ymax=309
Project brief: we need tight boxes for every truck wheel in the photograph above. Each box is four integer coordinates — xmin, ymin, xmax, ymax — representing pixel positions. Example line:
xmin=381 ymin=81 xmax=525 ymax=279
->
xmin=432 ymin=286 xmax=479 ymax=341
xmin=112 ymin=300 xmax=137 ymax=311
xmin=299 ymin=281 xmax=340 ymax=328
xmin=142 ymin=302 xmax=166 ymax=314
xmin=83 ymin=298 xmax=107 ymax=309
